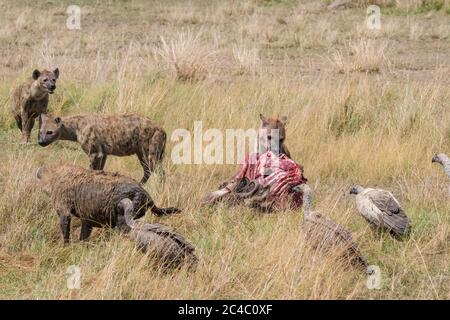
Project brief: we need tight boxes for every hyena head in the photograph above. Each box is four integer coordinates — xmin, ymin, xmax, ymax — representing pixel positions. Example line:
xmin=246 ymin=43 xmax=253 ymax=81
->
xmin=32 ymin=68 xmax=59 ymax=95
xmin=36 ymin=165 xmax=53 ymax=193
xmin=36 ymin=164 xmax=66 ymax=195
xmin=258 ymin=113 xmax=287 ymax=155
xmin=36 ymin=165 xmax=51 ymax=181
xmin=38 ymin=114 xmax=62 ymax=147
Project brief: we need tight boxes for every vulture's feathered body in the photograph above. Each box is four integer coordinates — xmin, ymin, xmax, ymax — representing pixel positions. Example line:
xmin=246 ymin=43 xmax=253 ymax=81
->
xmin=350 ymin=185 xmax=410 ymax=236
xmin=432 ymin=153 xmax=450 ymax=180
xmin=120 ymin=199 xmax=197 ymax=270
xmin=298 ymin=184 xmax=371 ymax=273
xmin=432 ymin=153 xmax=450 ymax=196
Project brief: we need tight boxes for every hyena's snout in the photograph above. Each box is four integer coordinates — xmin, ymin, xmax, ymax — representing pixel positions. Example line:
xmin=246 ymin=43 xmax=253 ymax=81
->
xmin=46 ymin=83 xmax=56 ymax=93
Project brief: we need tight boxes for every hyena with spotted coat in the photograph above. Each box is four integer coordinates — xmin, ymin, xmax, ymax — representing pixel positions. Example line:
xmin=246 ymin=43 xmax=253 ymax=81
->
xmin=39 ymin=113 xmax=166 ymax=184
xmin=36 ymin=164 xmax=179 ymax=244
xmin=11 ymin=68 xmax=59 ymax=143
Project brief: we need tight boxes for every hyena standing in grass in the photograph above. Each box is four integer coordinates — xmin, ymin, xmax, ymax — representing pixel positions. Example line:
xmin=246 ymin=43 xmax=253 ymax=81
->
xmin=11 ymin=68 xmax=59 ymax=143
xmin=38 ymin=113 xmax=166 ymax=184
xmin=36 ymin=163 xmax=180 ymax=244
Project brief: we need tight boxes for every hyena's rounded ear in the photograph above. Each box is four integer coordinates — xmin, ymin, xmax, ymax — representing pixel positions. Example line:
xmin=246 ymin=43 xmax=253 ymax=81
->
xmin=32 ymin=69 xmax=41 ymax=80
xmin=53 ymin=68 xmax=59 ymax=79
xmin=280 ymin=115 xmax=288 ymax=126
xmin=36 ymin=167 xmax=45 ymax=179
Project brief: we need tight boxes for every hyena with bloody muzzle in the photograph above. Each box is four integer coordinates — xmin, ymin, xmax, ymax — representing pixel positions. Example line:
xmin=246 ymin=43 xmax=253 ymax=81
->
xmin=11 ymin=68 xmax=59 ymax=143
xmin=38 ymin=113 xmax=166 ymax=184
xmin=258 ymin=113 xmax=291 ymax=158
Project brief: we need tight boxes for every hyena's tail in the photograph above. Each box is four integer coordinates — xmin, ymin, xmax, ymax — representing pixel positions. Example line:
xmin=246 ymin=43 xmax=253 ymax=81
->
xmin=143 ymin=192 xmax=180 ymax=216
xmin=149 ymin=204 xmax=181 ymax=216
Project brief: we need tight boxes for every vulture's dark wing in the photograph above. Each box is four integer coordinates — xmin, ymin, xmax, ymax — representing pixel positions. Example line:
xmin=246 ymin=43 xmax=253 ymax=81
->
xmin=365 ymin=189 xmax=410 ymax=235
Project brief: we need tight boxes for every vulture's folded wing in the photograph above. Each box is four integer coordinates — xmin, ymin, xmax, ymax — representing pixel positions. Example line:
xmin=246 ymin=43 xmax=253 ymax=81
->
xmin=365 ymin=190 xmax=410 ymax=234
xmin=304 ymin=213 xmax=368 ymax=269
xmin=141 ymin=223 xmax=196 ymax=253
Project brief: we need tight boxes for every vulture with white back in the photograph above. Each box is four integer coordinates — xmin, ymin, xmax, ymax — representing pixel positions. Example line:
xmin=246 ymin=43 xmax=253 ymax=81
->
xmin=349 ymin=185 xmax=410 ymax=236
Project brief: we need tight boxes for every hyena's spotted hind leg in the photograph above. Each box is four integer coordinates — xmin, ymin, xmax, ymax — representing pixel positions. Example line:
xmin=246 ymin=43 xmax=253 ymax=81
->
xmin=138 ymin=130 xmax=166 ymax=184
xmin=150 ymin=130 xmax=167 ymax=182
xmin=21 ymin=113 xmax=35 ymax=143
xmin=137 ymin=153 xmax=152 ymax=184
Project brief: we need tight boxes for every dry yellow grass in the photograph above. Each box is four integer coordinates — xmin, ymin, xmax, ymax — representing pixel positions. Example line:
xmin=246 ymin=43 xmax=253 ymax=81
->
xmin=0 ymin=0 xmax=449 ymax=299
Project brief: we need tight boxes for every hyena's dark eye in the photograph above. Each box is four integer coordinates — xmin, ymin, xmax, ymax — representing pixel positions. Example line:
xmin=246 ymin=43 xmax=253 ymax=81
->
xmin=43 ymin=78 xmax=48 ymax=82
xmin=46 ymin=130 xmax=53 ymax=135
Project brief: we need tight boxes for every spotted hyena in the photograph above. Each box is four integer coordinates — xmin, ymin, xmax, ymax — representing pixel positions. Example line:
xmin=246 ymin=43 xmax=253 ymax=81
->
xmin=11 ymin=68 xmax=59 ymax=143
xmin=36 ymin=163 xmax=180 ymax=244
xmin=258 ymin=113 xmax=291 ymax=158
xmin=38 ymin=113 xmax=166 ymax=184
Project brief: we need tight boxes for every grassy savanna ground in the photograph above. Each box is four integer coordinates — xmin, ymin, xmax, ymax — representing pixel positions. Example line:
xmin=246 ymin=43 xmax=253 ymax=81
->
xmin=0 ymin=0 xmax=449 ymax=299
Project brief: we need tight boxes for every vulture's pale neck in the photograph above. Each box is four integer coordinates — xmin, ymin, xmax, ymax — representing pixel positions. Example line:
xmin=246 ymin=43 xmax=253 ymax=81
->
xmin=301 ymin=184 xmax=313 ymax=219
xmin=124 ymin=210 xmax=136 ymax=229
xmin=353 ymin=185 xmax=364 ymax=194
xmin=441 ymin=157 xmax=450 ymax=179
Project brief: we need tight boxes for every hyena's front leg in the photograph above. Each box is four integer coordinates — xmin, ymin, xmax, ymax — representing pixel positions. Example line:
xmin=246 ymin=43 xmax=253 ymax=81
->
xmin=89 ymin=151 xmax=106 ymax=170
xmin=98 ymin=155 xmax=107 ymax=170
xmin=37 ymin=113 xmax=45 ymax=140
xmin=21 ymin=111 xmax=35 ymax=143
xmin=14 ymin=114 xmax=22 ymax=131
xmin=58 ymin=211 xmax=72 ymax=244
xmin=79 ymin=221 xmax=93 ymax=241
